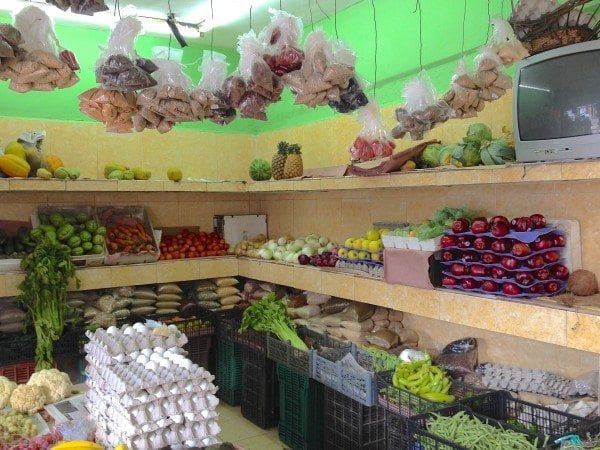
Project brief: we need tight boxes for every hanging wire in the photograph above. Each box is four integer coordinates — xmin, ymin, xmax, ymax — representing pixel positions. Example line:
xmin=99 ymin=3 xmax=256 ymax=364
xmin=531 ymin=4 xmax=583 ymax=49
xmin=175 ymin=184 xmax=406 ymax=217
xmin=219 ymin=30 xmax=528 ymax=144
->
xmin=334 ymin=0 xmax=339 ymax=39
xmin=210 ymin=0 xmax=214 ymax=59
xmin=414 ymin=0 xmax=423 ymax=71
xmin=314 ymin=0 xmax=330 ymax=20
xmin=308 ymin=0 xmax=315 ymax=31
xmin=461 ymin=0 xmax=467 ymax=55
xmin=486 ymin=0 xmax=491 ymax=44
xmin=249 ymin=5 xmax=253 ymax=30
xmin=279 ymin=0 xmax=282 ymax=9
xmin=501 ymin=0 xmax=505 ymax=18
xmin=167 ymin=0 xmax=173 ymax=60
xmin=113 ymin=0 xmax=121 ymax=18
xmin=371 ymin=0 xmax=377 ymax=96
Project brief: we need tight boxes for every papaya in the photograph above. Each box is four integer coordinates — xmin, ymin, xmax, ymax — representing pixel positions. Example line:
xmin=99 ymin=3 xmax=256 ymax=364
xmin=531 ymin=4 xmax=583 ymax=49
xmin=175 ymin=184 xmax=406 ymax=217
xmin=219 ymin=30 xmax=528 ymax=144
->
xmin=4 ymin=141 xmax=26 ymax=160
xmin=67 ymin=168 xmax=81 ymax=180
xmin=24 ymin=147 xmax=43 ymax=177
xmin=104 ymin=162 xmax=127 ymax=179
xmin=41 ymin=154 xmax=64 ymax=174
xmin=0 ymin=154 xmax=30 ymax=177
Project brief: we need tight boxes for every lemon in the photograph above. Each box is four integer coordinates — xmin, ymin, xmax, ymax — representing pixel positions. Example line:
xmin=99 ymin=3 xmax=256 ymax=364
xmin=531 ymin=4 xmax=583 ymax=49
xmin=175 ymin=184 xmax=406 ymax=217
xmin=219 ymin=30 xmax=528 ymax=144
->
xmin=368 ymin=240 xmax=382 ymax=253
xmin=167 ymin=167 xmax=182 ymax=182
xmin=366 ymin=228 xmax=380 ymax=241
xmin=4 ymin=141 xmax=26 ymax=159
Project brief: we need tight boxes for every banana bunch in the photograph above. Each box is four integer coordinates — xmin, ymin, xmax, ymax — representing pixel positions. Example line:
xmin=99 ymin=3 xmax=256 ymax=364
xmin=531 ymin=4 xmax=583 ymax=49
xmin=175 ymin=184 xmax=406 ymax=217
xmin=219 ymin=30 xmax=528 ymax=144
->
xmin=392 ymin=359 xmax=456 ymax=403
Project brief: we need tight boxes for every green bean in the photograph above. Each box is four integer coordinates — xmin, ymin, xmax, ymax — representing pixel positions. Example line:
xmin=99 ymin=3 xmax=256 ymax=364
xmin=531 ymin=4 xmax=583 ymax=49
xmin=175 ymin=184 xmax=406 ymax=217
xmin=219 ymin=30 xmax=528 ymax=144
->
xmin=426 ymin=411 xmax=539 ymax=450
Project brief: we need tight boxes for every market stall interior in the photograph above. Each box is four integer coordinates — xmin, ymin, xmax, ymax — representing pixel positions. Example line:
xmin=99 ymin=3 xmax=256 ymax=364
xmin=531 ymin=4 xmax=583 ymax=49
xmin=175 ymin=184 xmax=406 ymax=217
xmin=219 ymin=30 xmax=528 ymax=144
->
xmin=0 ymin=0 xmax=599 ymax=449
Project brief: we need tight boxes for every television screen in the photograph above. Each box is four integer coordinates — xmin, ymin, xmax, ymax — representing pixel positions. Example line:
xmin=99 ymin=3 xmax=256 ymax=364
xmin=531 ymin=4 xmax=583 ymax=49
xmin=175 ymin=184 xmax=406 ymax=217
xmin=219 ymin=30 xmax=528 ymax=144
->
xmin=517 ymin=50 xmax=600 ymax=141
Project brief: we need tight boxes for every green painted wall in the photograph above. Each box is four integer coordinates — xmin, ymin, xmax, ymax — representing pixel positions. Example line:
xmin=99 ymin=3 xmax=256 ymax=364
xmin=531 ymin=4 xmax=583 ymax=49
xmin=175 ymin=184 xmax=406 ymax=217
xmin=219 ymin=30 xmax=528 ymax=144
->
xmin=0 ymin=1 xmax=510 ymax=134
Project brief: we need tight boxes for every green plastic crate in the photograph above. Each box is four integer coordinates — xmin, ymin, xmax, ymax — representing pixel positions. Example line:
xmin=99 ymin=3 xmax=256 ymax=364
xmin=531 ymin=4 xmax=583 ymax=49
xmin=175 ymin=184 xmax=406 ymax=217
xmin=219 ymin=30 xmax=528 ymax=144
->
xmin=277 ymin=364 xmax=324 ymax=450
xmin=215 ymin=338 xmax=243 ymax=406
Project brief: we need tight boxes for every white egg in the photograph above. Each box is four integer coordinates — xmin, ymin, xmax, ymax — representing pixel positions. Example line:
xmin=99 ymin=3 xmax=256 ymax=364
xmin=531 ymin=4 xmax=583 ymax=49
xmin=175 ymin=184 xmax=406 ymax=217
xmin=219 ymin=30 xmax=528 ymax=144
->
xmin=123 ymin=326 xmax=134 ymax=335
xmin=153 ymin=347 xmax=165 ymax=354
xmin=181 ymin=359 xmax=193 ymax=370
xmin=159 ymin=359 xmax=171 ymax=369
xmin=130 ymin=351 xmax=140 ymax=360
xmin=106 ymin=326 xmax=118 ymax=335
xmin=141 ymin=348 xmax=153 ymax=357
xmin=144 ymin=361 xmax=158 ymax=371
xmin=150 ymin=353 xmax=162 ymax=363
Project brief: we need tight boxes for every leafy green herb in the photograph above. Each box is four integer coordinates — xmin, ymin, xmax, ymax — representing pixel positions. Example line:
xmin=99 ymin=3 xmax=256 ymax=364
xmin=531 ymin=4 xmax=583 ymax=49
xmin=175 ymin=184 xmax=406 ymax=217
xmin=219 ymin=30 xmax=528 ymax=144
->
xmin=239 ymin=292 xmax=308 ymax=350
xmin=18 ymin=238 xmax=79 ymax=370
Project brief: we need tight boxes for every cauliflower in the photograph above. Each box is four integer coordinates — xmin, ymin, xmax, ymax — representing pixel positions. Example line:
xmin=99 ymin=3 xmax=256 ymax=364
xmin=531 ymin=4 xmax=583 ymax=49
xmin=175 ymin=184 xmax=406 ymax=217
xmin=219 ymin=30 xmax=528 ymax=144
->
xmin=27 ymin=369 xmax=73 ymax=403
xmin=0 ymin=376 xmax=17 ymax=409
xmin=10 ymin=384 xmax=46 ymax=414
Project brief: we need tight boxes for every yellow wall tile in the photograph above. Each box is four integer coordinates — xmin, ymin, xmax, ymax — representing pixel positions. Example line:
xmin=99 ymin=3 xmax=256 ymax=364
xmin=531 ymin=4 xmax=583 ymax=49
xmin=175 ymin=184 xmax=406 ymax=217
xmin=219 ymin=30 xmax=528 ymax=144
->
xmin=566 ymin=311 xmax=600 ymax=354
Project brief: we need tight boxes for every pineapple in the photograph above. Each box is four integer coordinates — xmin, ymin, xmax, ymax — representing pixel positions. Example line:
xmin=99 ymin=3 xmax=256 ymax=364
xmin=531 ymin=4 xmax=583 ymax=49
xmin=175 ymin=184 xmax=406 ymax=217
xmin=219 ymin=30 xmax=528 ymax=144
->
xmin=283 ymin=144 xmax=303 ymax=178
xmin=271 ymin=141 xmax=289 ymax=180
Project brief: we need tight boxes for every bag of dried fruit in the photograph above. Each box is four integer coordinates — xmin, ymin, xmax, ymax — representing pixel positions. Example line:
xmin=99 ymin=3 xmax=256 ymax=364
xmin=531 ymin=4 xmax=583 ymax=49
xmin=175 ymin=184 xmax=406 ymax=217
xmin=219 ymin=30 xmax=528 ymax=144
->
xmin=4 ymin=5 xmax=79 ymax=92
xmin=443 ymin=58 xmax=481 ymax=119
xmin=134 ymin=56 xmax=195 ymax=133
xmin=349 ymin=100 xmax=396 ymax=162
xmin=260 ymin=8 xmax=304 ymax=76
xmin=190 ymin=50 xmax=236 ymax=125
xmin=392 ymin=70 xmax=451 ymax=140
xmin=95 ymin=15 xmax=157 ymax=92
xmin=488 ymin=17 xmax=529 ymax=66
xmin=473 ymin=46 xmax=512 ymax=103
xmin=237 ymin=30 xmax=283 ymax=120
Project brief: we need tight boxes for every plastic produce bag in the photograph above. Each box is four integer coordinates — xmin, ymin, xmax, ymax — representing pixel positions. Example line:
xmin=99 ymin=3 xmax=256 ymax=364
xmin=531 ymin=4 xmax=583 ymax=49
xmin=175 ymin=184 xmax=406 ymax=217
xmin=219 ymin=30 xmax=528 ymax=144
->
xmin=392 ymin=70 xmax=451 ymax=140
xmin=134 ymin=58 xmax=195 ymax=133
xmin=0 ymin=23 xmax=24 ymax=61
xmin=1 ymin=6 xmax=79 ymax=92
xmin=95 ymin=16 xmax=157 ymax=92
xmin=571 ymin=369 xmax=599 ymax=397
xmin=349 ymin=100 xmax=396 ymax=162
xmin=189 ymin=50 xmax=236 ymax=125
xmin=236 ymin=30 xmax=283 ymax=120
xmin=443 ymin=58 xmax=482 ymax=119
xmin=260 ymin=8 xmax=304 ymax=76
xmin=434 ymin=337 xmax=478 ymax=377
xmin=473 ymin=46 xmax=512 ymax=103
xmin=489 ymin=17 xmax=529 ymax=66
xmin=328 ymin=41 xmax=368 ymax=113
xmin=46 ymin=0 xmax=109 ymax=16
xmin=78 ymin=87 xmax=137 ymax=133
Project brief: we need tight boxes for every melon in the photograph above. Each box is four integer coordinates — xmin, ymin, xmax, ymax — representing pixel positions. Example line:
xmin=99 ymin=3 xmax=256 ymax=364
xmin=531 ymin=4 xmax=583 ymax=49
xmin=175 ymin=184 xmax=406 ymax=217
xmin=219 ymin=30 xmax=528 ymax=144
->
xmin=249 ymin=159 xmax=272 ymax=181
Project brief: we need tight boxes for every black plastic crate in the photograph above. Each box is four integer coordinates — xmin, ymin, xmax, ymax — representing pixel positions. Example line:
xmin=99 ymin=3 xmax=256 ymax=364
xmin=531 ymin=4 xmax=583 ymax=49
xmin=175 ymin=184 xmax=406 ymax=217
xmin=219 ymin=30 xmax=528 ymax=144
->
xmin=376 ymin=370 xmax=444 ymax=418
xmin=219 ymin=315 xmax=269 ymax=352
xmin=185 ymin=335 xmax=212 ymax=369
xmin=277 ymin=364 xmax=324 ymax=450
xmin=323 ymin=386 xmax=386 ymax=450
xmin=214 ymin=338 xmax=243 ymax=406
xmin=386 ymin=408 xmax=410 ymax=450
xmin=241 ymin=346 xmax=278 ymax=429
xmin=459 ymin=390 xmax=595 ymax=442
xmin=0 ymin=333 xmax=35 ymax=365
xmin=199 ymin=306 xmax=242 ymax=334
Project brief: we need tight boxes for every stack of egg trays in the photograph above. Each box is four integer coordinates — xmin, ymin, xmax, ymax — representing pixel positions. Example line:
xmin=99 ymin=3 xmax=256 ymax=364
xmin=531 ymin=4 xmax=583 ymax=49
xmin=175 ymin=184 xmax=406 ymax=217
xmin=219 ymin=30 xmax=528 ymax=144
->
xmin=85 ymin=325 xmax=220 ymax=449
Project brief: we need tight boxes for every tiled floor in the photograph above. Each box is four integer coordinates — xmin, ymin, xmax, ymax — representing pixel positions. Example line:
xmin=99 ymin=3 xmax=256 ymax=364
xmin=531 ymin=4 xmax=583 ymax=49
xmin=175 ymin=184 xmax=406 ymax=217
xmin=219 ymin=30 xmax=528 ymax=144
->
xmin=217 ymin=402 xmax=287 ymax=450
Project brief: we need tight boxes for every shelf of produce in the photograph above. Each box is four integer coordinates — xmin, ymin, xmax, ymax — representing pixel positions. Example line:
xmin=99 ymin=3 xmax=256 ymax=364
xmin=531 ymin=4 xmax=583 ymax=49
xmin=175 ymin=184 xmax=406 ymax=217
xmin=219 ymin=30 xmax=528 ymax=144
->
xmin=1 ymin=159 xmax=599 ymax=194
xmin=237 ymin=258 xmax=600 ymax=354
xmin=0 ymin=256 xmax=238 ymax=297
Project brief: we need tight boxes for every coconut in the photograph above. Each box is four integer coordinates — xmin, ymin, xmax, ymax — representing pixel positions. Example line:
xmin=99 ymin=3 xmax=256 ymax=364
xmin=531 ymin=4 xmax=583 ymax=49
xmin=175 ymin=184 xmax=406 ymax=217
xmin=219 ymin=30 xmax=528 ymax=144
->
xmin=567 ymin=269 xmax=599 ymax=296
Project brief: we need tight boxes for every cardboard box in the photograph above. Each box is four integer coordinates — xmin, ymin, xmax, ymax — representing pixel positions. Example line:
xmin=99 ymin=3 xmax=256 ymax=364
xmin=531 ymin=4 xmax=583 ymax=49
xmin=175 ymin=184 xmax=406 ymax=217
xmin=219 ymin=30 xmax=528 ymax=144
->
xmin=383 ymin=248 xmax=438 ymax=289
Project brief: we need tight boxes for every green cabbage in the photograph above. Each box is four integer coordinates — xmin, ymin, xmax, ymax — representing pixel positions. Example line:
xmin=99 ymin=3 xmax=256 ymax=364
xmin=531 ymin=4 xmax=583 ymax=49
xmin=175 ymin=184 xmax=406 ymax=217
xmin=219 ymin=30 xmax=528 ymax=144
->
xmin=416 ymin=223 xmax=447 ymax=240
xmin=452 ymin=143 xmax=482 ymax=167
xmin=463 ymin=123 xmax=492 ymax=146
xmin=480 ymin=138 xmax=516 ymax=165
xmin=420 ymin=143 xmax=443 ymax=168
xmin=438 ymin=145 xmax=454 ymax=166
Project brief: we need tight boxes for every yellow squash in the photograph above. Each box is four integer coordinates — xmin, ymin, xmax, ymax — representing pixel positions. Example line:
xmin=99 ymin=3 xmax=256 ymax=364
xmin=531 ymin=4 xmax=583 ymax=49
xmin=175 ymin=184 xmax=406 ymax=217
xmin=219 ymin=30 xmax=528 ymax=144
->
xmin=0 ymin=154 xmax=30 ymax=177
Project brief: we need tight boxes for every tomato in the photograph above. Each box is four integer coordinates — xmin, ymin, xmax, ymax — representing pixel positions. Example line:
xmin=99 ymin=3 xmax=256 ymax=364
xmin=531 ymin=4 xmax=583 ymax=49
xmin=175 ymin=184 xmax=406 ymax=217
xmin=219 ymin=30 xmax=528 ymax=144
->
xmin=189 ymin=246 xmax=196 ymax=252
xmin=217 ymin=250 xmax=226 ymax=256
xmin=176 ymin=233 xmax=183 ymax=240
xmin=165 ymin=253 xmax=172 ymax=260
xmin=200 ymin=251 xmax=207 ymax=257
xmin=168 ymin=246 xmax=174 ymax=252
xmin=197 ymin=245 xmax=205 ymax=252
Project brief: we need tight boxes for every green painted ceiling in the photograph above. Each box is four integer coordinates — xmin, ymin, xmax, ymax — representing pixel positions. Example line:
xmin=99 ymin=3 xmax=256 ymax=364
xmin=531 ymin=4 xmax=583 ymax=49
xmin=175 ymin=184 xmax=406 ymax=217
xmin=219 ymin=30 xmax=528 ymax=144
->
xmin=0 ymin=1 xmax=511 ymax=134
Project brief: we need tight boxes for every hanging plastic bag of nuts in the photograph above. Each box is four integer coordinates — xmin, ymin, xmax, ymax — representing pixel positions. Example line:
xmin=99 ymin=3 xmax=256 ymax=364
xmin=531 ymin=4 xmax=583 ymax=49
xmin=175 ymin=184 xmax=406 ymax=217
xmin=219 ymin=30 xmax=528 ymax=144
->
xmin=488 ymin=17 xmax=529 ymax=66
xmin=2 ymin=5 xmax=79 ymax=92
xmin=260 ymin=8 xmax=304 ymax=76
xmin=328 ymin=40 xmax=368 ymax=113
xmin=443 ymin=58 xmax=482 ymax=119
xmin=134 ymin=56 xmax=195 ymax=133
xmin=237 ymin=30 xmax=283 ymax=120
xmin=95 ymin=15 xmax=157 ymax=92
xmin=392 ymin=70 xmax=451 ymax=140
xmin=473 ymin=46 xmax=512 ymax=103
xmin=348 ymin=100 xmax=396 ymax=162
xmin=189 ymin=50 xmax=237 ymax=125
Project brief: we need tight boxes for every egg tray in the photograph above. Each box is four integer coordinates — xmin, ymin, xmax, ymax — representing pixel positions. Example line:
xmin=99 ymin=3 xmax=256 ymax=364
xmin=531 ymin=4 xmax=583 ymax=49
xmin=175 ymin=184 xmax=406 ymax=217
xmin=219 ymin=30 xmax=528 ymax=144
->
xmin=440 ymin=258 xmax=566 ymax=273
xmin=84 ymin=340 xmax=188 ymax=367
xmin=442 ymin=282 xmax=566 ymax=299
xmin=335 ymin=260 xmax=385 ymax=278
xmin=87 ymin=379 xmax=218 ymax=418
xmin=88 ymin=390 xmax=218 ymax=431
xmin=85 ymin=358 xmax=212 ymax=394
xmin=85 ymin=324 xmax=188 ymax=357
xmin=94 ymin=413 xmax=220 ymax=450
xmin=447 ymin=226 xmax=563 ymax=243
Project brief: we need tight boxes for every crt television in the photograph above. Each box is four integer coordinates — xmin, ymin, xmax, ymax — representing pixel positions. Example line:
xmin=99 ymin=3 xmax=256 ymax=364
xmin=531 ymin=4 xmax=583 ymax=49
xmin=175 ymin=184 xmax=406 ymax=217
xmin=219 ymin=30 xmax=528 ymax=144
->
xmin=514 ymin=40 xmax=600 ymax=162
